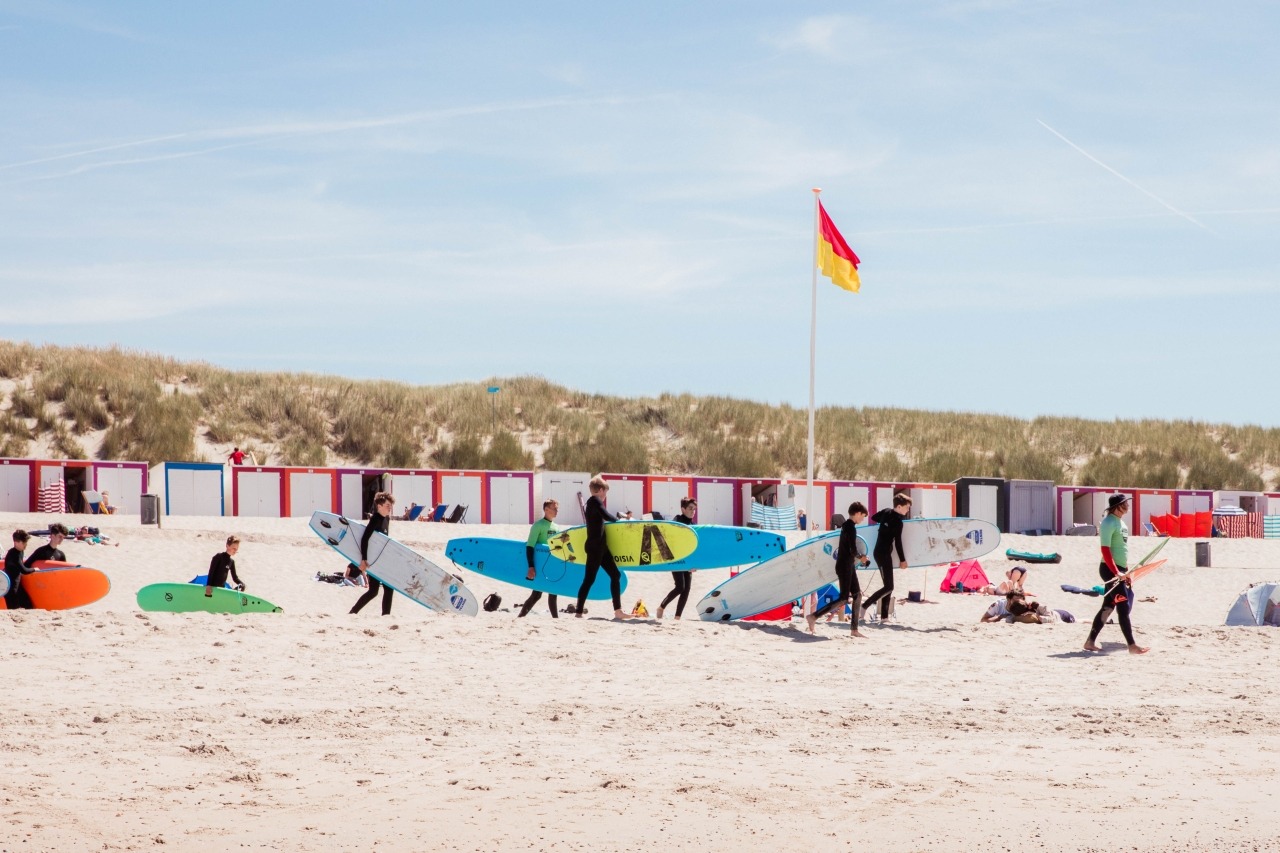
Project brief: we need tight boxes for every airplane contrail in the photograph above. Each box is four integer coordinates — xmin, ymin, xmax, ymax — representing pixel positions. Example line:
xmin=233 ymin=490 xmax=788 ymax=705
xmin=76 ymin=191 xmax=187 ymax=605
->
xmin=1037 ymin=119 xmax=1211 ymax=232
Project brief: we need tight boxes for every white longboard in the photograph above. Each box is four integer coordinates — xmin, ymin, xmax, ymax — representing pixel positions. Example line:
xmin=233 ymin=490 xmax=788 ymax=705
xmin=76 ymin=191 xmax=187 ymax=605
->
xmin=697 ymin=517 xmax=1000 ymax=622
xmin=310 ymin=511 xmax=479 ymax=616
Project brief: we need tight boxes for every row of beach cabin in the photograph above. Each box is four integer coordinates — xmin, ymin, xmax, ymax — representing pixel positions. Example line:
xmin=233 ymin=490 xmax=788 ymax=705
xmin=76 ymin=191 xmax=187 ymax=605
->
xmin=3 ymin=456 xmax=1280 ymax=538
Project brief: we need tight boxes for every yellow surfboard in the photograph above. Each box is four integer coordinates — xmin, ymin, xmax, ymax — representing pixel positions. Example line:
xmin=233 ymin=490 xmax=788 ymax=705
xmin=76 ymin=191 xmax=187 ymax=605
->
xmin=547 ymin=520 xmax=697 ymax=570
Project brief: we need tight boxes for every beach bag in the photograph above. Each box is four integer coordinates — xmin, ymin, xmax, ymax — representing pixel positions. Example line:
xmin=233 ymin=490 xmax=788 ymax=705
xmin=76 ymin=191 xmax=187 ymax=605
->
xmin=483 ymin=593 xmax=501 ymax=612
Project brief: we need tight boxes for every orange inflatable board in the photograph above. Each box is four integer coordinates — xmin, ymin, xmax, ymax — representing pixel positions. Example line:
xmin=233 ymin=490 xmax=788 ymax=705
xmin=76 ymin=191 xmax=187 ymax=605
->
xmin=22 ymin=560 xmax=111 ymax=610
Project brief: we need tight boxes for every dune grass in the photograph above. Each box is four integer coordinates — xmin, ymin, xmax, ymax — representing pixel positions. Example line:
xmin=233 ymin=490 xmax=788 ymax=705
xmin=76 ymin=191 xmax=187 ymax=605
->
xmin=0 ymin=340 xmax=1277 ymax=491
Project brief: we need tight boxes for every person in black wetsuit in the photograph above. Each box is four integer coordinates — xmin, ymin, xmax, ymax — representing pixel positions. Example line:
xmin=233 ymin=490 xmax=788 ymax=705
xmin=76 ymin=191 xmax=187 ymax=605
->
xmin=861 ymin=494 xmax=911 ymax=622
xmin=4 ymin=529 xmax=33 ymax=610
xmin=205 ymin=535 xmax=245 ymax=597
xmin=657 ymin=497 xmax=697 ymax=620
xmin=24 ymin=523 xmax=68 ymax=569
xmin=351 ymin=492 xmax=396 ymax=616
xmin=805 ymin=502 xmax=870 ymax=636
xmin=574 ymin=476 xmax=630 ymax=620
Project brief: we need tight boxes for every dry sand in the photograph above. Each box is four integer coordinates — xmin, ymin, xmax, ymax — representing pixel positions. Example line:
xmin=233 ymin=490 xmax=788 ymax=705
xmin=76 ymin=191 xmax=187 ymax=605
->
xmin=2 ymin=511 xmax=1278 ymax=852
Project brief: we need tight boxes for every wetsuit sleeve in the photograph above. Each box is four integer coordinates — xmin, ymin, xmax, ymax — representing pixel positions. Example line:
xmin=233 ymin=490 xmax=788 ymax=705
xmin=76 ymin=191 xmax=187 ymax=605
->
xmin=360 ymin=522 xmax=376 ymax=562
xmin=894 ymin=523 xmax=906 ymax=563
xmin=209 ymin=552 xmax=220 ymax=574
xmin=526 ymin=545 xmax=537 ymax=568
xmin=228 ymin=559 xmax=242 ymax=585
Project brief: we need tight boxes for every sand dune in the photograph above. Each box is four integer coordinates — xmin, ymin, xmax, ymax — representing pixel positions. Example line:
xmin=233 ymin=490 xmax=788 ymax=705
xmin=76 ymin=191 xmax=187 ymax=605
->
xmin=2 ymin=511 xmax=1278 ymax=851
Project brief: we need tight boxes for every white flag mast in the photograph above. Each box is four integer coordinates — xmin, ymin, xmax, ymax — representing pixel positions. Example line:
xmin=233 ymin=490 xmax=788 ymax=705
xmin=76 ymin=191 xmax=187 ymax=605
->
xmin=806 ymin=187 xmax=821 ymax=539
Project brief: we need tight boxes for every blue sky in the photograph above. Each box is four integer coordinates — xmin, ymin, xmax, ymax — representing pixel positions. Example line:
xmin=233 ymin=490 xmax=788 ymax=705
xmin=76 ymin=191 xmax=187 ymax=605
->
xmin=2 ymin=2 xmax=1278 ymax=425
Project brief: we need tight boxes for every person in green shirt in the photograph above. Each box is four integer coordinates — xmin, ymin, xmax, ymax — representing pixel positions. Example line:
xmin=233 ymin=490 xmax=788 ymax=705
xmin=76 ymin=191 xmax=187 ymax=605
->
xmin=1084 ymin=494 xmax=1148 ymax=654
xmin=517 ymin=499 xmax=561 ymax=618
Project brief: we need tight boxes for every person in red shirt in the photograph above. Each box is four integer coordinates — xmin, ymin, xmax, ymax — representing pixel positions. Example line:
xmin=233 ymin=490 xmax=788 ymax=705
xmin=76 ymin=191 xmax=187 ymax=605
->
xmin=228 ymin=447 xmax=246 ymax=466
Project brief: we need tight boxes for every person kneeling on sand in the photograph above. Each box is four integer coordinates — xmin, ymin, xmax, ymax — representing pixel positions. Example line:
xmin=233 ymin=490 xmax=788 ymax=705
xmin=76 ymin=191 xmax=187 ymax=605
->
xmin=206 ymin=536 xmax=245 ymax=597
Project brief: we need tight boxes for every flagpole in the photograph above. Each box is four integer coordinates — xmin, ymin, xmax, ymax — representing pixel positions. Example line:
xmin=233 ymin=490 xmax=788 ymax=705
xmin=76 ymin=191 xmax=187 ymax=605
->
xmin=806 ymin=188 xmax=820 ymax=539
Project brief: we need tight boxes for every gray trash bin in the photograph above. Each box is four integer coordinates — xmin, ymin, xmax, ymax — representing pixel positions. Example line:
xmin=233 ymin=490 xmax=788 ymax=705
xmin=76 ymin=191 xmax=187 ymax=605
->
xmin=140 ymin=494 xmax=160 ymax=526
xmin=1195 ymin=541 xmax=1210 ymax=567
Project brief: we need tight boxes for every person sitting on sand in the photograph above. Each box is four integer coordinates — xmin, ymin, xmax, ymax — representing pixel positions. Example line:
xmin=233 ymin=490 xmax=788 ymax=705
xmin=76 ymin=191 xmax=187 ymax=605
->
xmin=99 ymin=490 xmax=117 ymax=515
xmin=206 ymin=536 xmax=245 ymax=597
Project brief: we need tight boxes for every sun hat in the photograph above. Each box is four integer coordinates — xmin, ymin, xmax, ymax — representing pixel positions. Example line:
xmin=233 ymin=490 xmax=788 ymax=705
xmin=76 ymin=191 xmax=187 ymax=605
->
xmin=1107 ymin=494 xmax=1130 ymax=510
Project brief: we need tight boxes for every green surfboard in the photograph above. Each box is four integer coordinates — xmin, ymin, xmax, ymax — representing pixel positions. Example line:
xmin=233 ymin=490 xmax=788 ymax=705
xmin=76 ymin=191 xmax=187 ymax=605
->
xmin=137 ymin=583 xmax=283 ymax=614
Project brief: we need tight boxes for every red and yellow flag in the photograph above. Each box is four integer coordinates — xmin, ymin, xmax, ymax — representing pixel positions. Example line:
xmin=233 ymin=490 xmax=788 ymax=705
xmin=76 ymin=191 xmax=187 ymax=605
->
xmin=817 ymin=202 xmax=861 ymax=293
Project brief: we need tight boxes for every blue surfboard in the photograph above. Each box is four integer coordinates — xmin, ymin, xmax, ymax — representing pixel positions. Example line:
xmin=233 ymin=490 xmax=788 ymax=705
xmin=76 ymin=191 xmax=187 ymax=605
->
xmin=664 ymin=525 xmax=786 ymax=570
xmin=444 ymin=537 xmax=628 ymax=600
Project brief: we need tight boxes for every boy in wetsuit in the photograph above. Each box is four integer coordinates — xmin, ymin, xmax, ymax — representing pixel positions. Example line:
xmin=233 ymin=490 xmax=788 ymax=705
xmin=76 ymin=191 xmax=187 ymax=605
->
xmin=861 ymin=494 xmax=910 ymax=622
xmin=517 ymin=499 xmax=561 ymax=618
xmin=206 ymin=535 xmax=245 ymax=597
xmin=350 ymin=492 xmax=396 ymax=616
xmin=4 ymin=529 xmax=33 ymax=610
xmin=806 ymin=502 xmax=870 ymax=636
xmin=24 ymin=523 xmax=69 ymax=568
xmin=574 ymin=476 xmax=630 ymax=620
xmin=657 ymin=497 xmax=697 ymax=620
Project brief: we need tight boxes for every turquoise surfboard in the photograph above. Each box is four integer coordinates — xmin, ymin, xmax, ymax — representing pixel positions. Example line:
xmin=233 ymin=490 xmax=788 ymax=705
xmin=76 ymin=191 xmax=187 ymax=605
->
xmin=663 ymin=525 xmax=786 ymax=570
xmin=444 ymin=537 xmax=628 ymax=600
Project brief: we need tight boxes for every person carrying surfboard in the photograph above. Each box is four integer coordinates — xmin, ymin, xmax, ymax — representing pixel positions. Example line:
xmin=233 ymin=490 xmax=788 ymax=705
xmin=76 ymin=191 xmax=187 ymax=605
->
xmin=517 ymin=499 xmax=561 ymax=618
xmin=350 ymin=492 xmax=396 ymax=616
xmin=861 ymin=495 xmax=911 ymax=623
xmin=1083 ymin=494 xmax=1148 ymax=654
xmin=657 ymin=497 xmax=698 ymax=620
xmin=24 ymin=523 xmax=68 ymax=569
xmin=574 ymin=476 xmax=630 ymax=620
xmin=205 ymin=535 xmax=245 ymax=598
xmin=805 ymin=502 xmax=870 ymax=636
xmin=4 ymin=529 xmax=34 ymax=609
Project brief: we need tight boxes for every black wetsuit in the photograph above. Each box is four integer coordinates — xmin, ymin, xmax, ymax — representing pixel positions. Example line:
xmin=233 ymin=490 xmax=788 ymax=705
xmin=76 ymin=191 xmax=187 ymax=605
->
xmin=861 ymin=508 xmax=906 ymax=619
xmin=351 ymin=513 xmax=395 ymax=615
xmin=24 ymin=544 xmax=66 ymax=569
xmin=4 ymin=546 xmax=33 ymax=609
xmin=575 ymin=495 xmax=623 ymax=614
xmin=207 ymin=551 xmax=243 ymax=590
xmin=658 ymin=513 xmax=695 ymax=618
xmin=811 ymin=519 xmax=866 ymax=626
xmin=1085 ymin=562 xmax=1137 ymax=647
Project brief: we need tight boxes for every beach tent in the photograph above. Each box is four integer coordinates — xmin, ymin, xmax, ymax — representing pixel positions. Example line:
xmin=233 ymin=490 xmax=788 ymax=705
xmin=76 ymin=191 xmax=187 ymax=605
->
xmin=1224 ymin=582 xmax=1280 ymax=626
xmin=939 ymin=559 xmax=990 ymax=593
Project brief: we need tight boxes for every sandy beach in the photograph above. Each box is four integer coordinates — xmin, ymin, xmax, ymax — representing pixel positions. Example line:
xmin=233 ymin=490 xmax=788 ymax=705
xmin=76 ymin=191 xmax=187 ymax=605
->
xmin=2 ymin=510 xmax=1278 ymax=851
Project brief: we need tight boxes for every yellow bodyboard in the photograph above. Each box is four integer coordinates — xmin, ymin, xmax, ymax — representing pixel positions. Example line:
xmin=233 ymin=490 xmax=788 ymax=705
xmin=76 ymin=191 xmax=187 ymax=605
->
xmin=547 ymin=520 xmax=698 ymax=570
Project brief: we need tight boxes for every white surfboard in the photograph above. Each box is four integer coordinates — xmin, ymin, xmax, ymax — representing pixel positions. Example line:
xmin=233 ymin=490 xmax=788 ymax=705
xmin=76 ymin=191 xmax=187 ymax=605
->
xmin=697 ymin=517 xmax=1000 ymax=622
xmin=310 ymin=511 xmax=479 ymax=616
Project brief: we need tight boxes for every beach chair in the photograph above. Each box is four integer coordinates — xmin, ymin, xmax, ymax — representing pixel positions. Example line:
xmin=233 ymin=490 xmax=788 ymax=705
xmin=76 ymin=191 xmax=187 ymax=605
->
xmin=428 ymin=503 xmax=448 ymax=522
xmin=444 ymin=504 xmax=468 ymax=524
xmin=829 ymin=513 xmax=845 ymax=530
xmin=405 ymin=504 xmax=426 ymax=521
xmin=82 ymin=490 xmax=103 ymax=514
xmin=1142 ymin=521 xmax=1166 ymax=537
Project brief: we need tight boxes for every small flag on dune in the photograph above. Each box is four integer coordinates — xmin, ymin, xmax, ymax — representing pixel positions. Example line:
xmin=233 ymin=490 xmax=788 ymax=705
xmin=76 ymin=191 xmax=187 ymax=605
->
xmin=817 ymin=202 xmax=861 ymax=293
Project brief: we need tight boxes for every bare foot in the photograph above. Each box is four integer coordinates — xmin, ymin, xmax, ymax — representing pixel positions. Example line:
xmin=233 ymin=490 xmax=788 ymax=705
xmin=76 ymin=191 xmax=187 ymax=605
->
xmin=655 ymin=606 xmax=664 ymax=619
xmin=850 ymin=630 xmax=867 ymax=639
xmin=613 ymin=610 xmax=632 ymax=620
xmin=1128 ymin=645 xmax=1150 ymax=655
xmin=1082 ymin=642 xmax=1103 ymax=652
xmin=804 ymin=614 xmax=817 ymax=634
